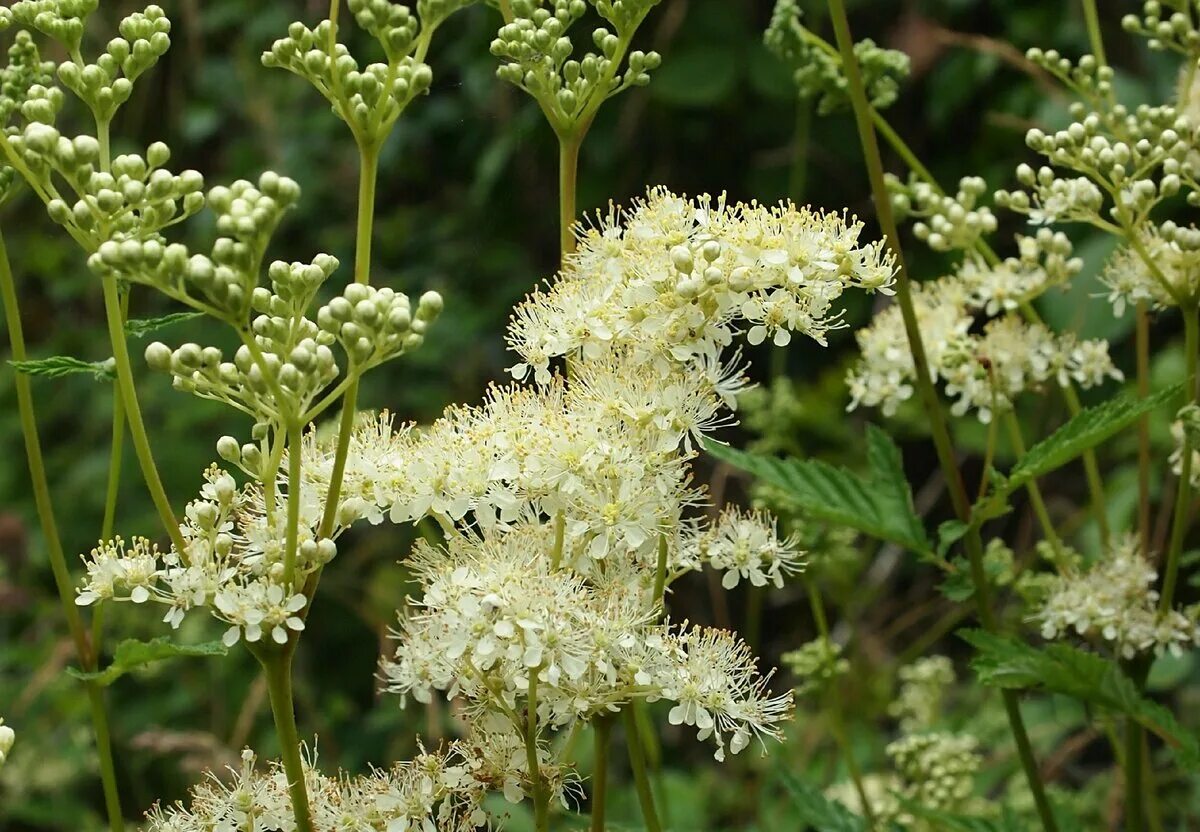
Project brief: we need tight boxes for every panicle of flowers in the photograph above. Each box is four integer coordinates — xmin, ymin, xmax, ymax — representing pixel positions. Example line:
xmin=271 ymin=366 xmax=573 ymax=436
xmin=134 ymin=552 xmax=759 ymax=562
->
xmin=679 ymin=505 xmax=805 ymax=590
xmin=888 ymin=656 xmax=955 ymax=734
xmin=958 ymin=229 xmax=1081 ymax=315
xmin=885 ymin=732 xmax=982 ymax=825
xmin=765 ymin=0 xmax=910 ymax=115
xmin=888 ymin=174 xmax=998 ymax=254
xmin=782 ymin=637 xmax=848 ymax=697
xmin=846 ymin=261 xmax=1121 ymax=422
xmin=1100 ymin=221 xmax=1200 ymax=314
xmin=1034 ymin=534 xmax=1200 ymax=658
xmin=507 ymin=187 xmax=896 ymax=385
xmin=145 ymin=746 xmax=489 ymax=832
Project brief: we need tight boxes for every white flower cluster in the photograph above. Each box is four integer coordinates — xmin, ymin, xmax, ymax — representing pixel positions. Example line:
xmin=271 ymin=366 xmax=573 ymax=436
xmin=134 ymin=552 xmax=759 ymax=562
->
xmin=506 ymin=187 xmax=895 ymax=384
xmin=384 ymin=521 xmax=792 ymax=762
xmin=145 ymin=747 xmax=490 ymax=832
xmin=0 ymin=719 xmax=12 ymax=768
xmin=75 ymin=464 xmax=333 ymax=647
xmin=1035 ymin=535 xmax=1200 ymax=659
xmin=1101 ymin=223 xmax=1200 ymax=315
xmin=847 ymin=244 xmax=1122 ymax=422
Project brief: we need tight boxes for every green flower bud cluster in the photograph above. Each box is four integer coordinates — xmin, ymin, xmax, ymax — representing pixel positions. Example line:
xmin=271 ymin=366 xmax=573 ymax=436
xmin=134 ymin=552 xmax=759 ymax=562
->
xmin=996 ymin=109 xmax=1198 ymax=225
xmin=347 ymin=0 xmax=419 ymax=63
xmin=263 ymin=18 xmax=434 ymax=143
xmin=9 ymin=0 xmax=99 ymax=56
xmin=316 ymin=284 xmax=442 ymax=369
xmin=1123 ymin=1 xmax=1200 ymax=56
xmin=765 ymin=0 xmax=909 ymax=115
xmin=781 ymin=637 xmax=848 ymax=698
xmin=10 ymin=132 xmax=204 ymax=241
xmin=888 ymin=174 xmax=997 ymax=253
xmin=53 ymin=6 xmax=171 ymax=121
xmin=491 ymin=0 xmax=662 ymax=135
xmin=0 ymin=31 xmax=55 ymax=203
xmin=888 ymin=655 xmax=954 ymax=734
xmin=885 ymin=732 xmax=981 ymax=818
xmin=89 ymin=173 xmax=299 ymax=320
xmin=1025 ymin=49 xmax=1113 ymax=107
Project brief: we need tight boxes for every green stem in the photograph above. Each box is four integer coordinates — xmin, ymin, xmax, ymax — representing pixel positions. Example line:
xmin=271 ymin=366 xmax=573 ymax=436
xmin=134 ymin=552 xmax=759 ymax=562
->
xmin=96 ymin=116 xmax=112 ymax=175
xmin=526 ymin=671 xmax=549 ymax=832
xmin=652 ymin=532 xmax=668 ymax=607
xmin=823 ymin=3 xmax=1058 ymax=828
xmin=317 ymin=144 xmax=379 ymax=540
xmin=0 ymin=227 xmax=125 ymax=832
xmin=559 ymin=133 xmax=582 ymax=257
xmin=260 ymin=649 xmax=314 ymax=832
xmin=590 ymin=716 xmax=612 ymax=832
xmin=101 ymin=290 xmax=129 ymax=542
xmin=100 ymin=276 xmax=187 ymax=555
xmin=1160 ymin=305 xmax=1199 ymax=612
xmin=1003 ymin=412 xmax=1067 ymax=561
xmin=1080 ymin=0 xmax=1107 ymax=65
xmin=283 ymin=421 xmax=303 ymax=585
xmin=1124 ymin=713 xmax=1144 ymax=832
xmin=550 ymin=510 xmax=566 ymax=570
xmin=622 ymin=708 xmax=663 ymax=832
xmin=1137 ymin=304 xmax=1152 ymax=551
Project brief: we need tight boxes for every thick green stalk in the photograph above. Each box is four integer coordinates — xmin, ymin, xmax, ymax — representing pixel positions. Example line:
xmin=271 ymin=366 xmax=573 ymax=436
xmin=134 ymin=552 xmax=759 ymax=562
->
xmin=317 ymin=145 xmax=379 ymax=540
xmin=590 ymin=716 xmax=612 ymax=832
xmin=526 ymin=671 xmax=549 ymax=832
xmin=1080 ymin=0 xmax=1107 ymax=65
xmin=101 ymin=290 xmax=129 ymax=541
xmin=1160 ymin=305 xmax=1200 ymax=612
xmin=100 ymin=276 xmax=187 ymax=555
xmin=559 ymin=133 xmax=582 ymax=257
xmin=0 ymin=228 xmax=125 ymax=832
xmin=823 ymin=3 xmax=1058 ymax=828
xmin=622 ymin=708 xmax=663 ymax=832
xmin=261 ymin=650 xmax=314 ymax=832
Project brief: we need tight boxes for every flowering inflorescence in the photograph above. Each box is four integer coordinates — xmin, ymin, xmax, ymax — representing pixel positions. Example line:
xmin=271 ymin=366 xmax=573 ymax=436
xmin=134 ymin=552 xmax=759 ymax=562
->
xmin=765 ymin=0 xmax=910 ymax=115
xmin=1034 ymin=534 xmax=1200 ymax=659
xmin=846 ymin=241 xmax=1120 ymax=422
xmin=888 ymin=175 xmax=998 ymax=254
xmin=782 ymin=637 xmax=848 ymax=698
xmin=145 ymin=747 xmax=491 ymax=832
xmin=490 ymin=0 xmax=662 ymax=136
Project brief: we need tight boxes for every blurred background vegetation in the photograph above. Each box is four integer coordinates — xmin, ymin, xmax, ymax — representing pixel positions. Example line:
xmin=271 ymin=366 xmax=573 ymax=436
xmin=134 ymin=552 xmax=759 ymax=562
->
xmin=2 ymin=0 xmax=1194 ymax=829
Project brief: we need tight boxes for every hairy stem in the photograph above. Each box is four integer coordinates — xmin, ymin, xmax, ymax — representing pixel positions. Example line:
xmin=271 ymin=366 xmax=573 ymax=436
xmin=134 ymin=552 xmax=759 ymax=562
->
xmin=1 ymin=227 xmax=125 ymax=831
xmin=261 ymin=649 xmax=314 ymax=832
xmin=101 ymin=276 xmax=187 ymax=554
xmin=1160 ymin=304 xmax=1199 ymax=612
xmin=623 ymin=707 xmax=663 ymax=832
xmin=823 ymin=2 xmax=1058 ymax=828
xmin=590 ymin=715 xmax=612 ymax=832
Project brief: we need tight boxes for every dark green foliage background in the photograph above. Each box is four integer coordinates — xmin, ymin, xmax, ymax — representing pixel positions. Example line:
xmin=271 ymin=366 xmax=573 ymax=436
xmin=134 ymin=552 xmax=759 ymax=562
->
xmin=1 ymin=0 xmax=1190 ymax=829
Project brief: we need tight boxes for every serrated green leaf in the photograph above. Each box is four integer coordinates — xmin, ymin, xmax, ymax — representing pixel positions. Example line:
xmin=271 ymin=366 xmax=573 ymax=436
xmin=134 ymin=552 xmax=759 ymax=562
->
xmin=67 ymin=637 xmax=228 ymax=687
xmin=961 ymin=630 xmax=1200 ymax=769
xmin=777 ymin=770 xmax=868 ymax=832
xmin=124 ymin=311 xmax=204 ymax=338
xmin=9 ymin=355 xmax=114 ymax=381
xmin=703 ymin=425 xmax=933 ymax=558
xmin=1006 ymin=385 xmax=1182 ymax=492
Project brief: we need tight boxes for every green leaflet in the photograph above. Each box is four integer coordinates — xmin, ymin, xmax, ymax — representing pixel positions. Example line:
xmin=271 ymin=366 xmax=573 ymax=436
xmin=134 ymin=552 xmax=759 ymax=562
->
xmin=777 ymin=770 xmax=868 ymax=832
xmin=124 ymin=311 xmax=204 ymax=338
xmin=961 ymin=630 xmax=1200 ymax=770
xmin=703 ymin=425 xmax=933 ymax=559
xmin=67 ymin=637 xmax=228 ymax=687
xmin=9 ymin=355 xmax=114 ymax=381
xmin=1005 ymin=384 xmax=1182 ymax=493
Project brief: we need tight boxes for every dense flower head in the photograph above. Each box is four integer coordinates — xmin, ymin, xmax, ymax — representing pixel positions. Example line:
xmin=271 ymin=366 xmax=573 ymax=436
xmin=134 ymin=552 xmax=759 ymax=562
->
xmin=847 ymin=260 xmax=1122 ymax=422
xmin=1034 ymin=534 xmax=1200 ymax=658
xmin=144 ymin=747 xmax=489 ymax=832
xmin=507 ymin=187 xmax=895 ymax=385
xmin=1101 ymin=223 xmax=1200 ymax=315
